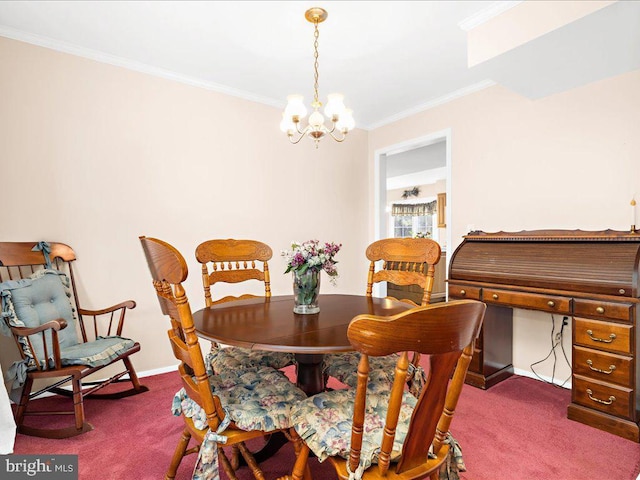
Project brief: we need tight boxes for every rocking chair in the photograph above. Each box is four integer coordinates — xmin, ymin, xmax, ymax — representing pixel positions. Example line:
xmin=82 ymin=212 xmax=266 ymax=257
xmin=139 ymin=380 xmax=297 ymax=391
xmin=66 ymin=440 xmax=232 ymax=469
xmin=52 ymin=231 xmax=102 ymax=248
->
xmin=0 ymin=241 xmax=148 ymax=438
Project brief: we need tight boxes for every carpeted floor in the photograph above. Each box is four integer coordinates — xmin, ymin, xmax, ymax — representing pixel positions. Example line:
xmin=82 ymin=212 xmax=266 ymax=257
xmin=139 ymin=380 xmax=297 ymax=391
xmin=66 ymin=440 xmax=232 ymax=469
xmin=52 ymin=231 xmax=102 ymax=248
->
xmin=11 ymin=371 xmax=640 ymax=480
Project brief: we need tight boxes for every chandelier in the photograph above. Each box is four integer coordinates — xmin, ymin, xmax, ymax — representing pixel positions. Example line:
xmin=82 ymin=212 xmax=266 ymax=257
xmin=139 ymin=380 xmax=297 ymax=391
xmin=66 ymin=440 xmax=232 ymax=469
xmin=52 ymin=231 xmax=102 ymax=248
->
xmin=280 ymin=7 xmax=355 ymax=148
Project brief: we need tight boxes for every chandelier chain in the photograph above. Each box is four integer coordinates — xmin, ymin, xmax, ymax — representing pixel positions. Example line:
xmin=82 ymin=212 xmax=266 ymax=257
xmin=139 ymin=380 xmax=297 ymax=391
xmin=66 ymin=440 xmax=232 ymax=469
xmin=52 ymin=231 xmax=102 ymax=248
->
xmin=313 ymin=19 xmax=320 ymax=107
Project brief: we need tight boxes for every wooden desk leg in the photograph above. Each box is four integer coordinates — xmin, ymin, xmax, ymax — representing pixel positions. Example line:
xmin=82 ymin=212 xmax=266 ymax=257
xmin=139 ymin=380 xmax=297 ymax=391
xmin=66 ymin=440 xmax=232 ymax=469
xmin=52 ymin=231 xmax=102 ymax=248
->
xmin=295 ymin=354 xmax=325 ymax=396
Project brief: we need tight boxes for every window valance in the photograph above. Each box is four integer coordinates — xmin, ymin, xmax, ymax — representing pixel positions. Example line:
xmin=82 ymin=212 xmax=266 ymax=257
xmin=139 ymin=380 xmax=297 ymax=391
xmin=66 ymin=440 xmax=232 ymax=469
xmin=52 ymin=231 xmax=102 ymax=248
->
xmin=391 ymin=201 xmax=437 ymax=217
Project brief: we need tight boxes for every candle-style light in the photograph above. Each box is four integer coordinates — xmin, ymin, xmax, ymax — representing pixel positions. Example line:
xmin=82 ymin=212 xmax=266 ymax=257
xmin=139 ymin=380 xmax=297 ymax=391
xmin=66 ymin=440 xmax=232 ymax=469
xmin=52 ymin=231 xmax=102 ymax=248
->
xmin=631 ymin=198 xmax=637 ymax=233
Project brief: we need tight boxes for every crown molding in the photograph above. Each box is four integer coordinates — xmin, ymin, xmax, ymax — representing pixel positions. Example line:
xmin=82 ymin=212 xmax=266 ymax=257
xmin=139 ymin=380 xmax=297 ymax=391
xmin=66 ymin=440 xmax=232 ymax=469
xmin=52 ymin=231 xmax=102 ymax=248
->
xmin=0 ymin=25 xmax=283 ymax=109
xmin=1 ymin=23 xmax=495 ymax=132
xmin=366 ymin=80 xmax=496 ymax=131
xmin=458 ymin=1 xmax=523 ymax=31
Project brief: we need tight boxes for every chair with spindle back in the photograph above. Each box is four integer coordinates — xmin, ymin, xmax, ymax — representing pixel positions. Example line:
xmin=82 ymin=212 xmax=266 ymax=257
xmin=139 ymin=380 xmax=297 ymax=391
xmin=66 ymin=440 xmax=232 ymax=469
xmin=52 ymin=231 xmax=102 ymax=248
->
xmin=140 ymin=236 xmax=306 ymax=479
xmin=0 ymin=241 xmax=147 ymax=438
xmin=195 ymin=239 xmax=294 ymax=374
xmin=324 ymin=238 xmax=442 ymax=391
xmin=364 ymin=238 xmax=442 ymax=307
xmin=278 ymin=300 xmax=486 ymax=480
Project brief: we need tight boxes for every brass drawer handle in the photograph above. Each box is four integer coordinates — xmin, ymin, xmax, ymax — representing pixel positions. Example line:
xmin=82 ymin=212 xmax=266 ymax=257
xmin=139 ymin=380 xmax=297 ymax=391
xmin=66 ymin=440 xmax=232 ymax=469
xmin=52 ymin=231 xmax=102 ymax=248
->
xmin=586 ymin=359 xmax=616 ymax=375
xmin=586 ymin=330 xmax=616 ymax=343
xmin=586 ymin=388 xmax=615 ymax=405
xmin=547 ymin=300 xmax=555 ymax=308
xmin=596 ymin=306 xmax=605 ymax=314
xmin=492 ymin=294 xmax=498 ymax=300
xmin=460 ymin=289 xmax=466 ymax=296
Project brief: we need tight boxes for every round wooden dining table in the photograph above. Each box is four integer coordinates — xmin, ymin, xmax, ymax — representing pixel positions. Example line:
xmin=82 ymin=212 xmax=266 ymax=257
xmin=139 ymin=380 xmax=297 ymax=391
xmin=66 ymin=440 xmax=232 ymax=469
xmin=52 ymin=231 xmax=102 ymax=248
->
xmin=192 ymin=294 xmax=412 ymax=395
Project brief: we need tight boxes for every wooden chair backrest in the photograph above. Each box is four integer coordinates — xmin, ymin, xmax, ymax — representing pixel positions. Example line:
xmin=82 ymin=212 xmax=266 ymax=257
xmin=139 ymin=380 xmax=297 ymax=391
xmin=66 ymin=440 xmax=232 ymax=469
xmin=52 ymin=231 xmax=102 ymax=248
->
xmin=365 ymin=238 xmax=442 ymax=306
xmin=195 ymin=239 xmax=273 ymax=306
xmin=0 ymin=241 xmax=121 ymax=343
xmin=139 ymin=236 xmax=226 ymax=431
xmin=346 ymin=300 xmax=486 ymax=476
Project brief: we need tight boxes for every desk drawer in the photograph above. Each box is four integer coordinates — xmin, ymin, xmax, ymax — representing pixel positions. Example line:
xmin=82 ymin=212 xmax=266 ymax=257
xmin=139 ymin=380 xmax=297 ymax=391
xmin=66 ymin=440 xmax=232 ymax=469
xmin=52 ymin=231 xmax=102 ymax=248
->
xmin=573 ymin=375 xmax=633 ymax=419
xmin=572 ymin=345 xmax=633 ymax=387
xmin=574 ymin=318 xmax=632 ymax=355
xmin=481 ymin=288 xmax=571 ymax=314
xmin=448 ymin=283 xmax=481 ymax=300
xmin=573 ymin=299 xmax=634 ymax=322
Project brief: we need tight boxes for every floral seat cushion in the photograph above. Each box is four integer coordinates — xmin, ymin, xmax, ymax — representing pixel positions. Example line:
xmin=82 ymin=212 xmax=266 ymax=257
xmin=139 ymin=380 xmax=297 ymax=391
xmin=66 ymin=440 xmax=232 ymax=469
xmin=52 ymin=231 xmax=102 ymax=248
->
xmin=290 ymin=388 xmax=465 ymax=478
xmin=323 ymin=352 xmax=427 ymax=397
xmin=172 ymin=366 xmax=307 ymax=480
xmin=207 ymin=344 xmax=295 ymax=374
xmin=173 ymin=365 xmax=307 ymax=432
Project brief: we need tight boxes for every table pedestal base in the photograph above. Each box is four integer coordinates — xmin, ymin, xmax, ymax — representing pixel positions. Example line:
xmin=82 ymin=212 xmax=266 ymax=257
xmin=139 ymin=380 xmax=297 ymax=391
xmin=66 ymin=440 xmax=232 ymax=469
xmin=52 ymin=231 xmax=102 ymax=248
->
xmin=295 ymin=353 xmax=325 ymax=396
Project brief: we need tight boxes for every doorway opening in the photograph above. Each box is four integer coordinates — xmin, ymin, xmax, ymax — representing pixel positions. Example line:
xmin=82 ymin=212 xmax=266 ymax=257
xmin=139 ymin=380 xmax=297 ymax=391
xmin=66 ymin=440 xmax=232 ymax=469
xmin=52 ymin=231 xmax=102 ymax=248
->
xmin=373 ymin=129 xmax=452 ymax=299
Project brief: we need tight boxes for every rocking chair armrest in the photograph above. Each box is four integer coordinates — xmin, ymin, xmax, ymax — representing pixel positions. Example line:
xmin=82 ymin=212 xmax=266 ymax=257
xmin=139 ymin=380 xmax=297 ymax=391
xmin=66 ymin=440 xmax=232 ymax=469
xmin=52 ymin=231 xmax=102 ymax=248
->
xmin=78 ymin=300 xmax=136 ymax=316
xmin=10 ymin=318 xmax=68 ymax=336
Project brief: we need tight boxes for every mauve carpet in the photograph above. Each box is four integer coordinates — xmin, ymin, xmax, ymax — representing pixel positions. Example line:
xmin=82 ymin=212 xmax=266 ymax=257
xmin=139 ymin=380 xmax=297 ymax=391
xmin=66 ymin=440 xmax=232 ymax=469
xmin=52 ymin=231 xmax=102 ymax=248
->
xmin=11 ymin=370 xmax=640 ymax=480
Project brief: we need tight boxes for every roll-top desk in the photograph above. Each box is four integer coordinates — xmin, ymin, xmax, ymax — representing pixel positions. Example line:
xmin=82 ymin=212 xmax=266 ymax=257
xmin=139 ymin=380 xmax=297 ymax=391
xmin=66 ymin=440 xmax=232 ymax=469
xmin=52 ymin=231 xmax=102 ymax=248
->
xmin=448 ymin=229 xmax=640 ymax=441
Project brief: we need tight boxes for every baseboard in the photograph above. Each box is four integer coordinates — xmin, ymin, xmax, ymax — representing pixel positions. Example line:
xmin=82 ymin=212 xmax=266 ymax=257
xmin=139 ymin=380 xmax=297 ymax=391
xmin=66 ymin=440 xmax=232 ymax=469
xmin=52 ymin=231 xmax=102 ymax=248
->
xmin=7 ymin=364 xmax=180 ymax=403
xmin=513 ymin=367 xmax=572 ymax=389
xmin=137 ymin=364 xmax=178 ymax=378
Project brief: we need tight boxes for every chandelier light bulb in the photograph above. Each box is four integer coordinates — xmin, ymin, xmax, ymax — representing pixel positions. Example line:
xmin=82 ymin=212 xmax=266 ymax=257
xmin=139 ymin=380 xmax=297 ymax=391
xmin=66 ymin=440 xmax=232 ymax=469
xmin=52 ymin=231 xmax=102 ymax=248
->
xmin=336 ymin=109 xmax=355 ymax=133
xmin=324 ymin=93 xmax=346 ymax=119
xmin=281 ymin=8 xmax=355 ymax=148
xmin=284 ymin=95 xmax=307 ymax=120
xmin=280 ymin=113 xmax=296 ymax=134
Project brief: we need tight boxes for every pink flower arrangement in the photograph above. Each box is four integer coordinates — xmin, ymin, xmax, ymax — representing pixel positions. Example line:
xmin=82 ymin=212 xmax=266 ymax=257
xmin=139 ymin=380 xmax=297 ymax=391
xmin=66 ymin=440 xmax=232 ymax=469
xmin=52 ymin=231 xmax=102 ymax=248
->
xmin=282 ymin=240 xmax=341 ymax=284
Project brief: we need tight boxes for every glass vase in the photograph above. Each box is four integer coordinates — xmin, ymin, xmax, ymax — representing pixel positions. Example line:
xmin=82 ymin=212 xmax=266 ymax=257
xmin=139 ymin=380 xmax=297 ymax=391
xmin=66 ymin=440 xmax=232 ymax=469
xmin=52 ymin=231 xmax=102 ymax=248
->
xmin=293 ymin=269 xmax=321 ymax=314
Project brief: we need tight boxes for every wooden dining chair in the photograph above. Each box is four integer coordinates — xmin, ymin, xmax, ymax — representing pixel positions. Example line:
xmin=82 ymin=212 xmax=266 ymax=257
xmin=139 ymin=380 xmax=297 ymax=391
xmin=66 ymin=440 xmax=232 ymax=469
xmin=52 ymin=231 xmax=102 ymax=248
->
xmin=278 ymin=300 xmax=486 ymax=480
xmin=364 ymin=237 xmax=442 ymax=306
xmin=324 ymin=237 xmax=442 ymax=391
xmin=195 ymin=239 xmax=294 ymax=374
xmin=140 ymin=236 xmax=306 ymax=479
xmin=0 ymin=241 xmax=147 ymax=438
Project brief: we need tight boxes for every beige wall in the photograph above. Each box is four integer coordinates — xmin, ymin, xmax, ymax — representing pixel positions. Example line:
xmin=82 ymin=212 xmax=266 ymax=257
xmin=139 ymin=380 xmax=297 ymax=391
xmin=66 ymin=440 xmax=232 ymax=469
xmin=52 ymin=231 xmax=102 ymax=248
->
xmin=2 ymin=32 xmax=639 ymax=387
xmin=369 ymin=69 xmax=640 ymax=382
xmin=0 ymin=37 xmax=370 ymax=379
xmin=387 ymin=180 xmax=446 ymax=203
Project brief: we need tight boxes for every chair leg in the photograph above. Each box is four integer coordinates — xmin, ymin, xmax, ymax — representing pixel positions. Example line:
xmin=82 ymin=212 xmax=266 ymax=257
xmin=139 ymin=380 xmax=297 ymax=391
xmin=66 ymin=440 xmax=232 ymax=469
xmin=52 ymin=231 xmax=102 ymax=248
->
xmin=230 ymin=444 xmax=241 ymax=470
xmin=15 ymin=374 xmax=93 ymax=439
xmin=123 ymin=356 xmax=146 ymax=392
xmin=72 ymin=373 xmax=86 ymax=431
xmin=14 ymin=376 xmax=33 ymax=429
xmin=237 ymin=442 xmax=266 ymax=480
xmin=218 ymin=449 xmax=240 ymax=480
xmin=284 ymin=428 xmax=313 ymax=480
xmin=289 ymin=443 xmax=311 ymax=480
xmin=165 ymin=428 xmax=192 ymax=480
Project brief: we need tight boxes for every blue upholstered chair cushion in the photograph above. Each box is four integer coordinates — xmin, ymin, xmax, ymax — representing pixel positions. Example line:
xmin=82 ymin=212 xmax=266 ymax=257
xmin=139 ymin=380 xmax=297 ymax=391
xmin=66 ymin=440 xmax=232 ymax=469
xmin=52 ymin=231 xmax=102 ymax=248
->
xmin=0 ymin=269 xmax=80 ymax=361
xmin=207 ymin=344 xmax=295 ymax=374
xmin=0 ymin=269 xmax=135 ymax=389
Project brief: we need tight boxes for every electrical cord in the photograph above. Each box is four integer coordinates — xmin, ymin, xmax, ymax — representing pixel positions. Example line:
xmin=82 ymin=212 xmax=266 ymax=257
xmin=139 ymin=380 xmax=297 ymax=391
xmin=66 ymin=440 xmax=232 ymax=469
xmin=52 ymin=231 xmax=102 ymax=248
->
xmin=530 ymin=315 xmax=571 ymax=387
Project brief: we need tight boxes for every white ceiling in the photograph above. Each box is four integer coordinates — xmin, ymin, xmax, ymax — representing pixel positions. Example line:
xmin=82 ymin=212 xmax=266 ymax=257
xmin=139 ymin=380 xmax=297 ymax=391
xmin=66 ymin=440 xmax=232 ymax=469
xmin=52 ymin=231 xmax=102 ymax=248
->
xmin=386 ymin=142 xmax=447 ymax=190
xmin=0 ymin=0 xmax=501 ymax=129
xmin=0 ymin=1 xmax=638 ymax=130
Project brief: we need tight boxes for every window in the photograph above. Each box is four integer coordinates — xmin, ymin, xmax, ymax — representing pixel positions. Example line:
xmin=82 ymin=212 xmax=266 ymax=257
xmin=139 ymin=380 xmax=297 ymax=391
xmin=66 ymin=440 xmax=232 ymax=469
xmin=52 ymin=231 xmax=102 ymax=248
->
xmin=390 ymin=201 xmax=437 ymax=239
xmin=393 ymin=214 xmax=433 ymax=238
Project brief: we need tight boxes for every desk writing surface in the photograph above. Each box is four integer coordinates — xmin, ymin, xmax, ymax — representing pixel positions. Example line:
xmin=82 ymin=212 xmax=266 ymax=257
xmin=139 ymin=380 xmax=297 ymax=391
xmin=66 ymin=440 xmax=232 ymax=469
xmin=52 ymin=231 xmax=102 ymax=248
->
xmin=192 ymin=294 xmax=410 ymax=354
